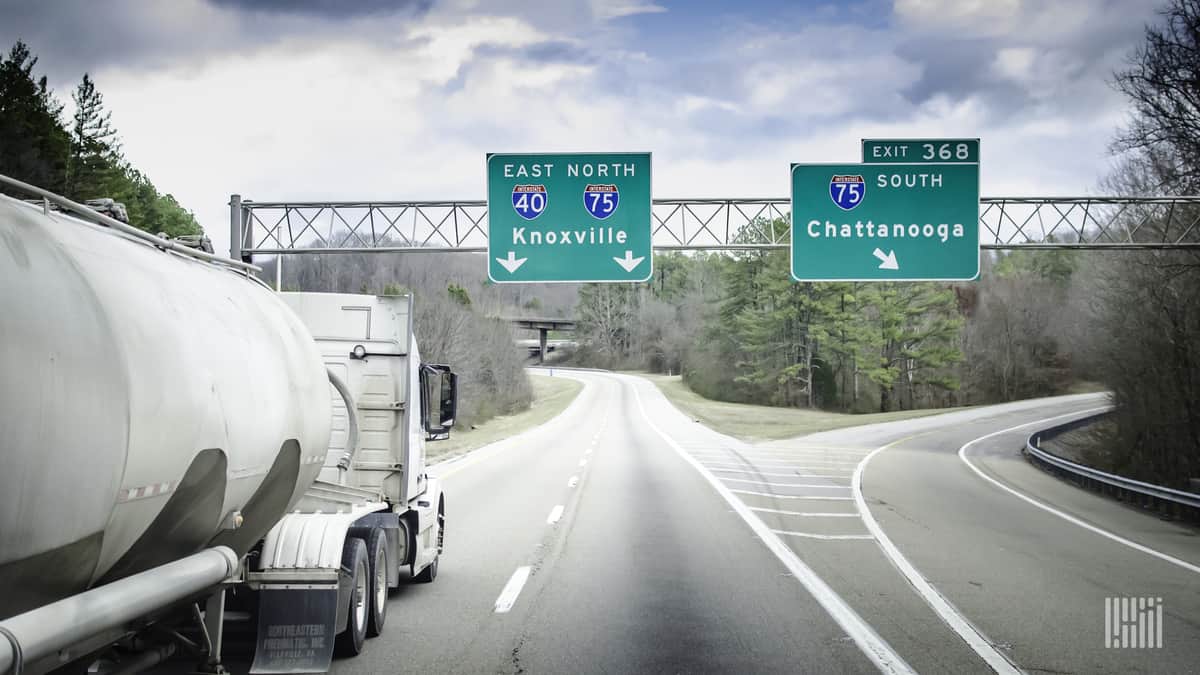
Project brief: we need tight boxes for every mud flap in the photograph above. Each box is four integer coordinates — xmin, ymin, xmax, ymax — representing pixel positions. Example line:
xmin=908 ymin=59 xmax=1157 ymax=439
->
xmin=250 ymin=585 xmax=339 ymax=674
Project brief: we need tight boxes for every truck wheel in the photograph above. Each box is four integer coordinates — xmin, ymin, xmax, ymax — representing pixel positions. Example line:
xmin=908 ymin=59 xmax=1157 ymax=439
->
xmin=335 ymin=538 xmax=369 ymax=656
xmin=366 ymin=528 xmax=388 ymax=637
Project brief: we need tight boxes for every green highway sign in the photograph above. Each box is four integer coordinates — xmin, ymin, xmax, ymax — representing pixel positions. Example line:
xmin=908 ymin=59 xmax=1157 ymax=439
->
xmin=862 ymin=138 xmax=980 ymax=164
xmin=790 ymin=162 xmax=980 ymax=281
xmin=487 ymin=152 xmax=652 ymax=283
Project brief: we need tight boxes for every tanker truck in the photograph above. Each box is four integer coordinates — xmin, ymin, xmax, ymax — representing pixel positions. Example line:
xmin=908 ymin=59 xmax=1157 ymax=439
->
xmin=0 ymin=174 xmax=457 ymax=674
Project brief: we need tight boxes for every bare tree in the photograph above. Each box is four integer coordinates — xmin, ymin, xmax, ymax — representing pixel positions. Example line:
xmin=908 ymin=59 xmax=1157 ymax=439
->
xmin=1113 ymin=0 xmax=1200 ymax=192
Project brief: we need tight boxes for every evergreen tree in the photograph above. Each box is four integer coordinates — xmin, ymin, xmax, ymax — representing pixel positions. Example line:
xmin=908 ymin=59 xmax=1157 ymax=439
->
xmin=0 ymin=41 xmax=70 ymax=194
xmin=448 ymin=283 xmax=472 ymax=306
xmin=859 ymin=283 xmax=963 ymax=411
xmin=67 ymin=73 xmax=124 ymax=199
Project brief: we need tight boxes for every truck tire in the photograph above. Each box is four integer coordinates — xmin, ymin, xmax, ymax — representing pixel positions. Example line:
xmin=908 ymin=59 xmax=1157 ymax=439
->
xmin=365 ymin=528 xmax=388 ymax=637
xmin=335 ymin=538 xmax=369 ymax=656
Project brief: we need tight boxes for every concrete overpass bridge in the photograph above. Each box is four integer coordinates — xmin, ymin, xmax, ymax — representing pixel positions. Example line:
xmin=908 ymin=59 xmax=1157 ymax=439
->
xmin=505 ymin=317 xmax=577 ymax=364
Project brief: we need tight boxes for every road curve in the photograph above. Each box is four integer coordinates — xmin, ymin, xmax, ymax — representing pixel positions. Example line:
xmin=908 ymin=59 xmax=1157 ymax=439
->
xmin=325 ymin=372 xmax=1199 ymax=674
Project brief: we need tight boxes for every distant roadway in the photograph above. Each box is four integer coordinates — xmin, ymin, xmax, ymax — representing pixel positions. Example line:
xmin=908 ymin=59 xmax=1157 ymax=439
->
xmin=331 ymin=371 xmax=1199 ymax=674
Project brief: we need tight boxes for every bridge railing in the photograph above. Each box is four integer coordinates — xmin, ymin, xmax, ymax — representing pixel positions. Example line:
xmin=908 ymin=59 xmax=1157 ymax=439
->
xmin=1025 ymin=412 xmax=1200 ymax=521
xmin=232 ymin=196 xmax=1200 ymax=257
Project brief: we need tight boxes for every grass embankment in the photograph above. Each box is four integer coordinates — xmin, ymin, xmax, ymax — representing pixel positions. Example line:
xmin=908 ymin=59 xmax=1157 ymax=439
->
xmin=428 ymin=372 xmax=583 ymax=463
xmin=1042 ymin=419 xmax=1116 ymax=467
xmin=639 ymin=373 xmax=958 ymax=442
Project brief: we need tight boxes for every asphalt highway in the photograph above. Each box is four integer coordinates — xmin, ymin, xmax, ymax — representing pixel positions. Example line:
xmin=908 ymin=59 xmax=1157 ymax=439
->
xmin=329 ymin=371 xmax=1199 ymax=674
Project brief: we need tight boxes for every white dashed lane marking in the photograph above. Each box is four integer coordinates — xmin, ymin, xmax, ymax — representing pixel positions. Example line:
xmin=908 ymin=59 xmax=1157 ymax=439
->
xmin=494 ymin=566 xmax=531 ymax=613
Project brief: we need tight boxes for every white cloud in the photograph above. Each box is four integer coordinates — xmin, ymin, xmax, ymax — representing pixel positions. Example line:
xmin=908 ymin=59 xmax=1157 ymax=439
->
xmin=591 ymin=0 xmax=667 ymax=20
xmin=54 ymin=0 xmax=1153 ymax=258
xmin=894 ymin=0 xmax=1024 ymax=31
xmin=992 ymin=47 xmax=1037 ymax=81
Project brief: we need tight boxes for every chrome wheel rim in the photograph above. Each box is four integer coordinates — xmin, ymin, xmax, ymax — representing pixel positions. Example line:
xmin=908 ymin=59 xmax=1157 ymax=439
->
xmin=354 ymin=561 xmax=368 ymax=629
xmin=374 ymin=551 xmax=387 ymax=609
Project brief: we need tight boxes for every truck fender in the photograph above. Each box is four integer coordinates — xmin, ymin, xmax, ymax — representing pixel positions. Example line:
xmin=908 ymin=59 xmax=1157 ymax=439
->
xmin=410 ymin=477 xmax=443 ymax=574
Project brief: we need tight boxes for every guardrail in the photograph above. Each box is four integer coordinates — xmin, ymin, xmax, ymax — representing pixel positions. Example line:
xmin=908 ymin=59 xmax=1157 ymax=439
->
xmin=1025 ymin=412 xmax=1200 ymax=521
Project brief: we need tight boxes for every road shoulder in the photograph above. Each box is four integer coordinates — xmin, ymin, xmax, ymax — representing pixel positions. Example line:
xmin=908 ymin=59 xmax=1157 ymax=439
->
xmin=428 ymin=371 xmax=583 ymax=464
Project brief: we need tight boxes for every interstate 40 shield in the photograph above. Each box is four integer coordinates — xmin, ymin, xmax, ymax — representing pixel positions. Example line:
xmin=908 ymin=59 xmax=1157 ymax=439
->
xmin=512 ymin=185 xmax=547 ymax=220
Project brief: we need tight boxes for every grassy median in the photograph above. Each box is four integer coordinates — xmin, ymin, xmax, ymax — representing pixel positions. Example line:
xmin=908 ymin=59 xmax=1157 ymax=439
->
xmin=428 ymin=372 xmax=583 ymax=463
xmin=639 ymin=373 xmax=957 ymax=441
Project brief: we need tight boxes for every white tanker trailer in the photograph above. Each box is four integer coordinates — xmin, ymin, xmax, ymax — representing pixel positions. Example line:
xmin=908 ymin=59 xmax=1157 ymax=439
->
xmin=0 ymin=175 xmax=457 ymax=674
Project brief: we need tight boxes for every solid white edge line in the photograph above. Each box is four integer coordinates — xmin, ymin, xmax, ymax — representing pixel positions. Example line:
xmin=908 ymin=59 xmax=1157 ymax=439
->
xmin=750 ymin=507 xmax=860 ymax=517
xmin=628 ymin=377 xmax=915 ymax=675
xmin=773 ymin=529 xmax=874 ymax=540
xmin=494 ymin=566 xmax=532 ymax=613
xmin=958 ymin=408 xmax=1200 ymax=576
xmin=547 ymin=504 xmax=564 ymax=525
xmin=854 ymin=441 xmax=1022 ymax=675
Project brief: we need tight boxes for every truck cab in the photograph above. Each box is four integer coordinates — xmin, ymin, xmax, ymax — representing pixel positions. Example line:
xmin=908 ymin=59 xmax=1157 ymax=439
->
xmin=247 ymin=292 xmax=456 ymax=673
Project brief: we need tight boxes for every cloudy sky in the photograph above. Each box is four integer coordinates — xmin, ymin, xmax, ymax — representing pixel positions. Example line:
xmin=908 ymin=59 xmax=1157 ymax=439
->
xmin=0 ymin=0 xmax=1159 ymax=255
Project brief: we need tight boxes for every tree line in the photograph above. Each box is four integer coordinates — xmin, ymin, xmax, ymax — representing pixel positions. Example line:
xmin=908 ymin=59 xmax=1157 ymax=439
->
xmin=572 ymin=243 xmax=1082 ymax=414
xmin=1086 ymin=0 xmax=1200 ymax=488
xmin=0 ymin=41 xmax=199 ymax=237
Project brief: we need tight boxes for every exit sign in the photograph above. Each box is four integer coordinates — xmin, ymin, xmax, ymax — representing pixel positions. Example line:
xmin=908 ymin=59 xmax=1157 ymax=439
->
xmin=862 ymin=138 xmax=979 ymax=164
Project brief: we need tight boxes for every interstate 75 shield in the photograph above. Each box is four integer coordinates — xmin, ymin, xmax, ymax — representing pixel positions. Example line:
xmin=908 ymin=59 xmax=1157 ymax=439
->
xmin=583 ymin=183 xmax=620 ymax=220
xmin=829 ymin=174 xmax=865 ymax=211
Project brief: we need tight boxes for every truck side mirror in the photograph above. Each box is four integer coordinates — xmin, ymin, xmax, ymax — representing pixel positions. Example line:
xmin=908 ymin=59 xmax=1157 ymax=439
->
xmin=420 ymin=364 xmax=457 ymax=440
xmin=439 ymin=371 xmax=457 ymax=429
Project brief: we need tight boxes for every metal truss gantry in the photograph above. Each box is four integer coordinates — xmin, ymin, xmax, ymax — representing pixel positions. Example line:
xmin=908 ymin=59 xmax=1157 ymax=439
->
xmin=231 ymin=195 xmax=1200 ymax=259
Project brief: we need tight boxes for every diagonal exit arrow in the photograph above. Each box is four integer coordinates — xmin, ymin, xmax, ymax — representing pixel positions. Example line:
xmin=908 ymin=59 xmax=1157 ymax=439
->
xmin=873 ymin=248 xmax=899 ymax=270
xmin=496 ymin=251 xmax=528 ymax=273
xmin=613 ymin=250 xmax=645 ymax=273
